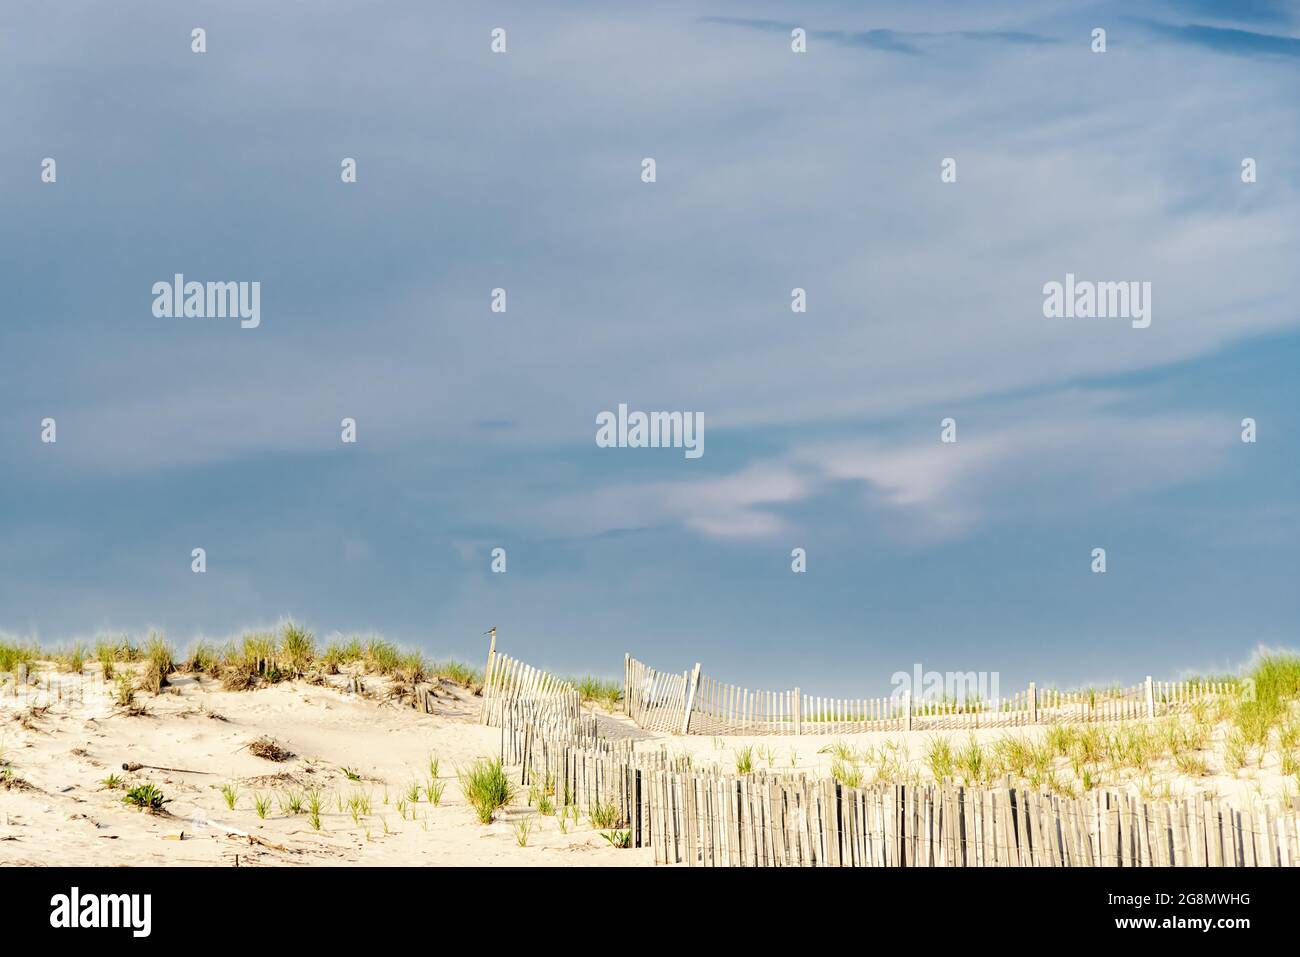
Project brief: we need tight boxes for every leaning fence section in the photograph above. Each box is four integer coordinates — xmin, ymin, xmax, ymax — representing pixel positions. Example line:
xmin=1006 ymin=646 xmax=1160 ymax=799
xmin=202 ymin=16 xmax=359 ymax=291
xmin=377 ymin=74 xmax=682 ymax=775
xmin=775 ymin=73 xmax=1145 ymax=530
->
xmin=497 ymin=707 xmax=1300 ymax=868
xmin=625 ymin=654 xmax=1233 ymax=736
xmin=479 ymin=648 xmax=581 ymax=733
xmin=623 ymin=654 xmax=691 ymax=733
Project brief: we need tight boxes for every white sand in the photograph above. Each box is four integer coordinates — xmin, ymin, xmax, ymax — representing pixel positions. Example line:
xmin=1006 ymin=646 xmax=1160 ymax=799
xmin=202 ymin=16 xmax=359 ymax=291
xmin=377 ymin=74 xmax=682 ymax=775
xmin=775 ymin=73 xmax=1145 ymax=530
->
xmin=0 ymin=667 xmax=649 ymax=867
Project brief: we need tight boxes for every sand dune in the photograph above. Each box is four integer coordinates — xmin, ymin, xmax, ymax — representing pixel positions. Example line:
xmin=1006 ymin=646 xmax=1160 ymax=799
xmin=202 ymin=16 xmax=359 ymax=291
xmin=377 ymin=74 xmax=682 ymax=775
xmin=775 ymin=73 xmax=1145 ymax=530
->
xmin=1 ymin=667 xmax=649 ymax=867
xmin=4 ymin=658 xmax=1296 ymax=867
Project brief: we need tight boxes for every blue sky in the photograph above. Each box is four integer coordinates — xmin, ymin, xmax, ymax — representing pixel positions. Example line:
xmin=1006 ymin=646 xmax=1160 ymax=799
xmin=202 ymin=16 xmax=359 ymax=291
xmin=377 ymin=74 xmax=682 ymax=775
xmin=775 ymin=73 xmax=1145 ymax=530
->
xmin=1 ymin=1 xmax=1297 ymax=694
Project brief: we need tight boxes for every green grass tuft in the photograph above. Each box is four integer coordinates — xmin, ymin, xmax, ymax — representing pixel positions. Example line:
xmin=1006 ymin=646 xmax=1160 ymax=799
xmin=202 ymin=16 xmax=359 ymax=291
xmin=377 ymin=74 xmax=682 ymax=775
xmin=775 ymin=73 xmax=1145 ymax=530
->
xmin=458 ymin=757 xmax=515 ymax=824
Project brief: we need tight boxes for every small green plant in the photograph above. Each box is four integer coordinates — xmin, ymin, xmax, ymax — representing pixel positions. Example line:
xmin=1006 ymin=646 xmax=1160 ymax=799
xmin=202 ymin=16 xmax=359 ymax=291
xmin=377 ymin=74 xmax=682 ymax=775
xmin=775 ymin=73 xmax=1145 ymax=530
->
xmin=94 ymin=639 xmax=117 ymax=678
xmin=406 ymin=780 xmax=421 ymax=803
xmin=342 ymin=766 xmax=362 ymax=781
xmin=101 ymin=773 xmax=123 ymax=790
xmin=590 ymin=800 xmax=622 ymax=829
xmin=601 ymin=829 xmax=632 ymax=848
xmin=426 ymin=778 xmax=445 ymax=806
xmin=926 ymin=738 xmax=955 ymax=782
xmin=112 ymin=673 xmax=136 ymax=709
xmin=735 ymin=745 xmax=754 ymax=775
xmin=306 ymin=788 xmax=324 ymax=829
xmin=956 ymin=737 xmax=986 ymax=786
xmin=1225 ymin=731 xmax=1250 ymax=772
xmin=831 ymin=758 xmax=863 ymax=788
xmin=514 ymin=816 xmax=535 ymax=847
xmin=123 ymin=782 xmax=169 ymax=811
xmin=1281 ymin=751 xmax=1299 ymax=778
xmin=1175 ymin=751 xmax=1209 ymax=777
xmin=537 ymin=792 xmax=555 ymax=816
xmin=253 ymin=792 xmax=272 ymax=819
xmin=458 ymin=757 xmax=516 ymax=824
xmin=221 ymin=782 xmax=240 ymax=810
xmin=62 ymin=643 xmax=87 ymax=673
xmin=823 ymin=740 xmax=857 ymax=762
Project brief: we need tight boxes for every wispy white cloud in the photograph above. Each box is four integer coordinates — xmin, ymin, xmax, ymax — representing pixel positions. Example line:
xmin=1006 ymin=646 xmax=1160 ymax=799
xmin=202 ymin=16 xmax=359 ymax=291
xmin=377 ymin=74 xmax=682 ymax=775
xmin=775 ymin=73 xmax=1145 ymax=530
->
xmin=539 ymin=403 xmax=1234 ymax=543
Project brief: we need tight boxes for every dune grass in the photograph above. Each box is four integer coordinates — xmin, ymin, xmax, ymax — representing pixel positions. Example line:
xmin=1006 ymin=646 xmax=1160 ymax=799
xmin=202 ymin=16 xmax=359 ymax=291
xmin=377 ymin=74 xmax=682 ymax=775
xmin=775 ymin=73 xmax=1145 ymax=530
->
xmin=432 ymin=660 xmax=482 ymax=691
xmin=94 ymin=639 xmax=119 ymax=678
xmin=321 ymin=636 xmax=364 ymax=673
xmin=7 ymin=625 xmax=487 ymax=705
xmin=140 ymin=634 xmax=176 ymax=693
xmin=590 ymin=800 xmax=623 ymax=829
xmin=305 ymin=788 xmax=324 ymax=829
xmin=925 ymin=737 xmax=955 ymax=782
xmin=53 ymin=643 xmax=86 ymax=673
xmin=112 ymin=673 xmax=136 ymax=709
xmin=365 ymin=638 xmax=401 ymax=675
xmin=0 ymin=637 xmax=37 ymax=675
xmin=571 ymin=675 xmax=623 ymax=708
xmin=279 ymin=622 xmax=316 ymax=675
xmin=459 ymin=757 xmax=515 ymax=824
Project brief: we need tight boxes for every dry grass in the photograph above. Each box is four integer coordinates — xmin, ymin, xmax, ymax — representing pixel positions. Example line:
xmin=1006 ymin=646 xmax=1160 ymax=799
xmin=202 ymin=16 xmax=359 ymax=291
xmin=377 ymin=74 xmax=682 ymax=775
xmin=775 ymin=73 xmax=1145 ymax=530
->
xmin=248 ymin=736 xmax=294 ymax=762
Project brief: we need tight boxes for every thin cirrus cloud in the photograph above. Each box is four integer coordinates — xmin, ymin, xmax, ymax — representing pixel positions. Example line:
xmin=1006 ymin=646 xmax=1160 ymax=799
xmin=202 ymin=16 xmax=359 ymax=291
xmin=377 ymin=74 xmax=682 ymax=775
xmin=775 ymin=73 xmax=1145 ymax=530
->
xmin=697 ymin=17 xmax=1057 ymax=55
xmin=531 ymin=405 xmax=1233 ymax=544
xmin=1133 ymin=19 xmax=1300 ymax=59
xmin=1155 ymin=0 xmax=1295 ymax=25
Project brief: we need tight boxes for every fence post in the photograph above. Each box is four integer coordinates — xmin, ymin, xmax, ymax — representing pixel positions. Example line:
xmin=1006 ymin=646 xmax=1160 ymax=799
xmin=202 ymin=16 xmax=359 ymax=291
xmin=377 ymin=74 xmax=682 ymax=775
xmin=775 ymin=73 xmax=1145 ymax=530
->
xmin=1145 ymin=676 xmax=1155 ymax=718
xmin=793 ymin=688 xmax=801 ymax=735
xmin=624 ymin=652 xmax=631 ymax=717
xmin=479 ymin=627 xmax=497 ymax=723
xmin=905 ymin=690 xmax=912 ymax=731
xmin=1028 ymin=682 xmax=1037 ymax=724
xmin=680 ymin=663 xmax=702 ymax=735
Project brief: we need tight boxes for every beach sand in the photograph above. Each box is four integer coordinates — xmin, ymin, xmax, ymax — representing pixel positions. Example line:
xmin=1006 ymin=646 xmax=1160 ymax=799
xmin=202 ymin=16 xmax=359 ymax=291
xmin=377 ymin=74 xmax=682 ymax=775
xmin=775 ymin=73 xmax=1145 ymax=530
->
xmin=1 ymin=668 xmax=649 ymax=867
xmin=3 ymin=664 xmax=1293 ymax=866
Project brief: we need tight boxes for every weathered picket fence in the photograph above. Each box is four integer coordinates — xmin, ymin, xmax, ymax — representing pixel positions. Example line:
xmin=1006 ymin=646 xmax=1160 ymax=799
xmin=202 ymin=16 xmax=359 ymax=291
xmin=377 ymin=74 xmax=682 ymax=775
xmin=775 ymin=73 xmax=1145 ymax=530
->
xmin=479 ymin=638 xmax=581 ymax=731
xmin=499 ymin=710 xmax=1300 ymax=867
xmin=625 ymin=654 xmax=1233 ymax=736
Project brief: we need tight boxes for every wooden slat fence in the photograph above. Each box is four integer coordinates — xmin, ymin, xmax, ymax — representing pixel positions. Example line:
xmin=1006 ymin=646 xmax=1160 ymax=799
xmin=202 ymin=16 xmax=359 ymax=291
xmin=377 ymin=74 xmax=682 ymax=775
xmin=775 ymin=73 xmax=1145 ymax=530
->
xmin=626 ymin=654 xmax=1234 ymax=735
xmin=499 ymin=708 xmax=1300 ymax=867
xmin=623 ymin=654 xmax=691 ymax=733
xmin=479 ymin=650 xmax=581 ymax=732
